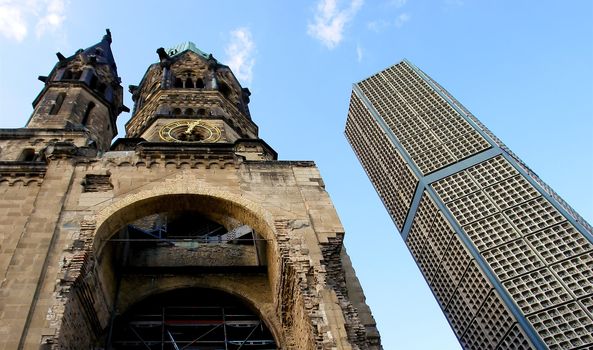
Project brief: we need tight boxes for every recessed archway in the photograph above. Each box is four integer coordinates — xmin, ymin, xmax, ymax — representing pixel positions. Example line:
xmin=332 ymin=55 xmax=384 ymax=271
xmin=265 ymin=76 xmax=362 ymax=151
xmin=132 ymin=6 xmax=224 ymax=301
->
xmin=109 ymin=287 xmax=278 ymax=349
xmin=85 ymin=187 xmax=288 ymax=349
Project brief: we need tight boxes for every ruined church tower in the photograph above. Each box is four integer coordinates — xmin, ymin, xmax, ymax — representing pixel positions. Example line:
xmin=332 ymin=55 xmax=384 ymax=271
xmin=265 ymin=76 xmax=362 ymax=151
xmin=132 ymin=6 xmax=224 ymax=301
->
xmin=0 ymin=31 xmax=380 ymax=349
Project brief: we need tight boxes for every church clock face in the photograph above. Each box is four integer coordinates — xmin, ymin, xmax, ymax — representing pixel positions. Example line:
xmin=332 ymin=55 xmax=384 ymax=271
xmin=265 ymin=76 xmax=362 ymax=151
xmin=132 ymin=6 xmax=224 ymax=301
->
xmin=159 ymin=120 xmax=222 ymax=143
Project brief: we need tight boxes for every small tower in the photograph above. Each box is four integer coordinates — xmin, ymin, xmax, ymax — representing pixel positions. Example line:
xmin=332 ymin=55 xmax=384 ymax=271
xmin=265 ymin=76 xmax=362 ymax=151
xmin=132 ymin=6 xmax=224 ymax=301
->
xmin=27 ymin=29 xmax=129 ymax=152
xmin=123 ymin=42 xmax=267 ymax=158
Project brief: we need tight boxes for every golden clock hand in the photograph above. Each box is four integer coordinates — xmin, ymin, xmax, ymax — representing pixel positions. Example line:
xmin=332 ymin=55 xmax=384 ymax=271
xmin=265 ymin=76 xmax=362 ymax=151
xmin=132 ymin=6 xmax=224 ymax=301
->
xmin=183 ymin=121 xmax=198 ymax=135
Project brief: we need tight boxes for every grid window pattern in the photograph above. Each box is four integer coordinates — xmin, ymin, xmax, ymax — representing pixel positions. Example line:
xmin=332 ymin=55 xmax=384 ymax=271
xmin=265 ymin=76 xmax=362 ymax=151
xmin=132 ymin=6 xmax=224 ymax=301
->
xmin=439 ymin=234 xmax=473 ymax=287
xmin=345 ymin=92 xmax=418 ymax=230
xmin=525 ymin=221 xmax=593 ymax=264
xmin=447 ymin=191 xmax=499 ymax=226
xmin=503 ymin=197 xmax=565 ymax=235
xmin=503 ymin=268 xmax=572 ymax=315
xmin=460 ymin=291 xmax=516 ymax=350
xmin=432 ymin=170 xmax=480 ymax=204
xmin=406 ymin=209 xmax=455 ymax=282
xmin=481 ymin=239 xmax=544 ymax=281
xmin=467 ymin=155 xmax=518 ymax=188
xmin=580 ymin=295 xmax=593 ymax=315
xmin=495 ymin=325 xmax=534 ymax=350
xmin=445 ymin=291 xmax=475 ymax=338
xmin=444 ymin=260 xmax=493 ymax=338
xmin=347 ymin=60 xmax=593 ymax=349
xmin=357 ymin=61 xmax=491 ymax=175
xmin=424 ymin=212 xmax=456 ymax=261
xmin=550 ymin=252 xmax=593 ymax=298
xmin=484 ymin=175 xmax=540 ymax=211
xmin=527 ymin=302 xmax=593 ymax=349
xmin=463 ymin=213 xmax=521 ymax=252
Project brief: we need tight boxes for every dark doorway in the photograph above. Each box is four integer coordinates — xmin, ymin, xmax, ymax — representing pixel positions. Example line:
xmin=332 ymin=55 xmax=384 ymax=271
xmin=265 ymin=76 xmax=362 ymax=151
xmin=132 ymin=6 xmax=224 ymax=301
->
xmin=108 ymin=288 xmax=277 ymax=349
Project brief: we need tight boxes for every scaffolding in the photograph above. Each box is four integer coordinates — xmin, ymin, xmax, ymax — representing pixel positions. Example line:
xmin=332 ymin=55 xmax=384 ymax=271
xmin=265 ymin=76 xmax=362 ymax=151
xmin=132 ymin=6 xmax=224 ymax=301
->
xmin=110 ymin=290 xmax=277 ymax=349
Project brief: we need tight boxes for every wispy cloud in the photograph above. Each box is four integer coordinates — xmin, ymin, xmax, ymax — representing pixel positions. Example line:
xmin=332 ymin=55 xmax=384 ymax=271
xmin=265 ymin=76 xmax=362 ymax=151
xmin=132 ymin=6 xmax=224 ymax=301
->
xmin=356 ymin=43 xmax=363 ymax=62
xmin=0 ymin=0 xmax=68 ymax=42
xmin=388 ymin=0 xmax=407 ymax=8
xmin=367 ymin=12 xmax=411 ymax=32
xmin=394 ymin=13 xmax=411 ymax=27
xmin=367 ymin=19 xmax=390 ymax=33
xmin=35 ymin=0 xmax=66 ymax=38
xmin=225 ymin=27 xmax=256 ymax=84
xmin=307 ymin=0 xmax=364 ymax=49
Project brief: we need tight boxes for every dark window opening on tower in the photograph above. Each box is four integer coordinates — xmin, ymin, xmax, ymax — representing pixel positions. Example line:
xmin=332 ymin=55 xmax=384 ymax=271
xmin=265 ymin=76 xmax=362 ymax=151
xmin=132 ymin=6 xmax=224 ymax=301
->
xmin=89 ymin=75 xmax=98 ymax=89
xmin=196 ymin=78 xmax=205 ymax=88
xmin=219 ymin=82 xmax=231 ymax=99
xmin=198 ymin=108 xmax=206 ymax=116
xmin=49 ymin=93 xmax=66 ymax=115
xmin=18 ymin=148 xmax=36 ymax=162
xmin=109 ymin=288 xmax=278 ymax=349
xmin=174 ymin=77 xmax=183 ymax=88
xmin=185 ymin=108 xmax=194 ymax=116
xmin=62 ymin=69 xmax=81 ymax=81
xmin=185 ymin=77 xmax=194 ymax=88
xmin=96 ymin=82 xmax=107 ymax=95
xmin=81 ymin=102 xmax=95 ymax=125
xmin=172 ymin=107 xmax=181 ymax=115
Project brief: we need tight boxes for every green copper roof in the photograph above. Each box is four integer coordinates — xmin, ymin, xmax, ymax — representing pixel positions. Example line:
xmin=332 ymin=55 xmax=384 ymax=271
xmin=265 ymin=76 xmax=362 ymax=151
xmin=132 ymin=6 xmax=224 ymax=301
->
xmin=166 ymin=41 xmax=210 ymax=59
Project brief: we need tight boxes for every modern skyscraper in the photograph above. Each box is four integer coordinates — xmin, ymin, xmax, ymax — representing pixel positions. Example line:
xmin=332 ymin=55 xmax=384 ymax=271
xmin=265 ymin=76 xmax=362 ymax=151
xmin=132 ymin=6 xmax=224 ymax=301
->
xmin=345 ymin=59 xmax=593 ymax=349
xmin=0 ymin=31 xmax=381 ymax=349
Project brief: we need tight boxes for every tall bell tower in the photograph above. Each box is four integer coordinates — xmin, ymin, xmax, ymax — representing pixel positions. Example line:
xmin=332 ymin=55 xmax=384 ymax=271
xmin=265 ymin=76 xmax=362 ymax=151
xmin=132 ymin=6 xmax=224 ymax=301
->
xmin=122 ymin=42 xmax=272 ymax=160
xmin=0 ymin=33 xmax=381 ymax=349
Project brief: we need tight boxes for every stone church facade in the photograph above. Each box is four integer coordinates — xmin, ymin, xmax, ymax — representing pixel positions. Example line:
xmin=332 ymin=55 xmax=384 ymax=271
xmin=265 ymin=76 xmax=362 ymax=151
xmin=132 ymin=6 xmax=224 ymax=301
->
xmin=0 ymin=31 xmax=380 ymax=349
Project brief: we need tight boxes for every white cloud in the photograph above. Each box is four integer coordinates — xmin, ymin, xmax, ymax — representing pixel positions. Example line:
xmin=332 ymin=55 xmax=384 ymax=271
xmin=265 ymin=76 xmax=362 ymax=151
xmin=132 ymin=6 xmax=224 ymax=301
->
xmin=307 ymin=0 xmax=364 ymax=49
xmin=367 ymin=12 xmax=411 ymax=32
xmin=388 ymin=0 xmax=407 ymax=8
xmin=225 ymin=27 xmax=256 ymax=84
xmin=0 ymin=3 xmax=28 ymax=41
xmin=356 ymin=43 xmax=363 ymax=62
xmin=367 ymin=19 xmax=390 ymax=33
xmin=0 ymin=0 xmax=67 ymax=42
xmin=35 ymin=0 xmax=66 ymax=38
xmin=395 ymin=12 xmax=411 ymax=27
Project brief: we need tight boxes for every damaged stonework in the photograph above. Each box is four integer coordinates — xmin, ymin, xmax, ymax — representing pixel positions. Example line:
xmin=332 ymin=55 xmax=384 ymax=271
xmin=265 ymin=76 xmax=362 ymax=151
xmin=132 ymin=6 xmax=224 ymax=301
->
xmin=45 ymin=218 xmax=111 ymax=348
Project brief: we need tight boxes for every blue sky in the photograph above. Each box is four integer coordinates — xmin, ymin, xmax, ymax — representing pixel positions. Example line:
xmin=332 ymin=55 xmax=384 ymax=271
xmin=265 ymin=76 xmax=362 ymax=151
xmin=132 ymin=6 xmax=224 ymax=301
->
xmin=0 ymin=1 xmax=591 ymax=348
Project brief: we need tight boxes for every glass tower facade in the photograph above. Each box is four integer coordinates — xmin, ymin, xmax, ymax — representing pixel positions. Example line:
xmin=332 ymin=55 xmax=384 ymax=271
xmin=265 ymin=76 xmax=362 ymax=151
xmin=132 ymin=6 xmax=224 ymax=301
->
xmin=345 ymin=59 xmax=593 ymax=349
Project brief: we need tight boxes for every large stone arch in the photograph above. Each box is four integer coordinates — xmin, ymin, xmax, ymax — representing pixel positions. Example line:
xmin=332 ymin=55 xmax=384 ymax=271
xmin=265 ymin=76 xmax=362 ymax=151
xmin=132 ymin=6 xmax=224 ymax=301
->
xmin=92 ymin=182 xmax=280 ymax=256
xmin=52 ymin=183 xmax=311 ymax=348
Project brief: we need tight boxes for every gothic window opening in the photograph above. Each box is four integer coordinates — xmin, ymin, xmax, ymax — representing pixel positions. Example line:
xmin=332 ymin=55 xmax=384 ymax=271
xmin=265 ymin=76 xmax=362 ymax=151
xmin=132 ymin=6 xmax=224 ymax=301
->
xmin=174 ymin=77 xmax=183 ymax=88
xmin=89 ymin=74 xmax=98 ymax=89
xmin=62 ymin=69 xmax=81 ymax=81
xmin=18 ymin=148 xmax=36 ymax=161
xmin=196 ymin=78 xmax=205 ymax=88
xmin=82 ymin=101 xmax=95 ymax=125
xmin=185 ymin=108 xmax=194 ymax=116
xmin=109 ymin=288 xmax=278 ymax=349
xmin=185 ymin=77 xmax=194 ymax=88
xmin=219 ymin=82 xmax=231 ymax=99
xmin=172 ymin=107 xmax=181 ymax=115
xmin=49 ymin=92 xmax=66 ymax=115
xmin=96 ymin=82 xmax=107 ymax=95
xmin=197 ymin=108 xmax=206 ymax=116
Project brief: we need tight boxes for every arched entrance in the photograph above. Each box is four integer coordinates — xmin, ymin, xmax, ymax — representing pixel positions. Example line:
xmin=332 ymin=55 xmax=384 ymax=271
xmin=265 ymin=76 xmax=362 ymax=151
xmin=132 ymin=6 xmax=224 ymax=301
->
xmin=52 ymin=188 xmax=292 ymax=348
xmin=109 ymin=287 xmax=278 ymax=349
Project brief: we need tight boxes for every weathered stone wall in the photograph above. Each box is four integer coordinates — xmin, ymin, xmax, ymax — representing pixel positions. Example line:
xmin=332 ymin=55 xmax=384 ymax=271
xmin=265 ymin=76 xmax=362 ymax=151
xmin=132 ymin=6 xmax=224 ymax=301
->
xmin=0 ymin=145 xmax=380 ymax=349
xmin=128 ymin=243 xmax=258 ymax=267
xmin=27 ymin=86 xmax=116 ymax=152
